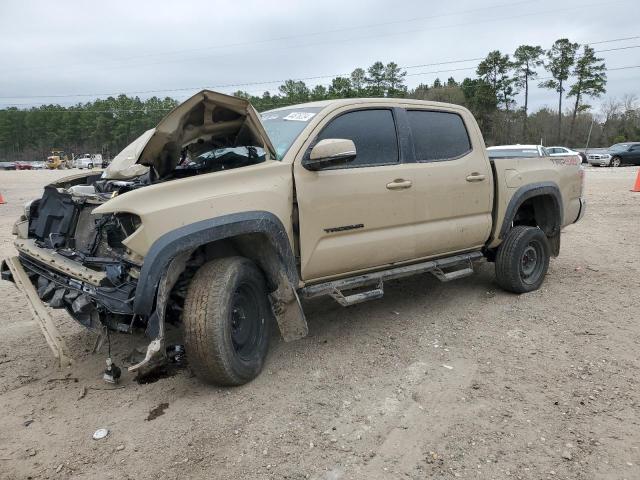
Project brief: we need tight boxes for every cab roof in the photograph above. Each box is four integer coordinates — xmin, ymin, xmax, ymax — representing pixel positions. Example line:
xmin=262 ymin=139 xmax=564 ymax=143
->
xmin=263 ymin=97 xmax=471 ymax=113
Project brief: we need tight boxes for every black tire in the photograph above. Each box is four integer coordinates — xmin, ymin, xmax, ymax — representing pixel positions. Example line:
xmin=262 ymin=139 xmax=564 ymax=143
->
xmin=495 ymin=226 xmax=550 ymax=294
xmin=183 ymin=256 xmax=271 ymax=386
xmin=611 ymin=156 xmax=621 ymax=167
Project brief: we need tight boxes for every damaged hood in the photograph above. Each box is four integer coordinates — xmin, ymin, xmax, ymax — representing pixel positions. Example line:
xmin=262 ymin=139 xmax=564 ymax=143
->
xmin=104 ymin=90 xmax=276 ymax=180
xmin=104 ymin=128 xmax=156 ymax=179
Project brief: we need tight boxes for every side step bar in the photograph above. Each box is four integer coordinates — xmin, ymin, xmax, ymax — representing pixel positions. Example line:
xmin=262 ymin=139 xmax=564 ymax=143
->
xmin=301 ymin=251 xmax=483 ymax=306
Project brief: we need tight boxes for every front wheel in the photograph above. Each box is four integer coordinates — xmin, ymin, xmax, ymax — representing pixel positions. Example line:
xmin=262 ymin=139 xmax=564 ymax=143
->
xmin=611 ymin=156 xmax=621 ymax=167
xmin=495 ymin=226 xmax=550 ymax=293
xmin=183 ymin=257 xmax=271 ymax=386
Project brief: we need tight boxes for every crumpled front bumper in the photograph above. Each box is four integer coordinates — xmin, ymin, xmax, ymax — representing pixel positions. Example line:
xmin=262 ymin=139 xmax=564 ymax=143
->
xmin=1 ymin=256 xmax=72 ymax=366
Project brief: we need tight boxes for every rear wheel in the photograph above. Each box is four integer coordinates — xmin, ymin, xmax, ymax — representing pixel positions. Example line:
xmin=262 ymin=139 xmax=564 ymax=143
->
xmin=183 ymin=257 xmax=271 ymax=385
xmin=611 ymin=156 xmax=621 ymax=167
xmin=495 ymin=226 xmax=550 ymax=293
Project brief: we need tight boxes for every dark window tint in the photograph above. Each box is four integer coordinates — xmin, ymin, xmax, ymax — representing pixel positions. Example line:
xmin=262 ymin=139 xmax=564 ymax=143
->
xmin=316 ymin=109 xmax=398 ymax=167
xmin=407 ymin=110 xmax=471 ymax=161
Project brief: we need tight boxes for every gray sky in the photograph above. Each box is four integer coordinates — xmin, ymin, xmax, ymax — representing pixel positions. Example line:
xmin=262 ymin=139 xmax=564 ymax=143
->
xmin=1 ymin=0 xmax=638 ymax=113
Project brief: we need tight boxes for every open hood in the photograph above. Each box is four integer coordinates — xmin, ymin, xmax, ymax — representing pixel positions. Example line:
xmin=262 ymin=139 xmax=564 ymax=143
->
xmin=104 ymin=90 xmax=276 ymax=180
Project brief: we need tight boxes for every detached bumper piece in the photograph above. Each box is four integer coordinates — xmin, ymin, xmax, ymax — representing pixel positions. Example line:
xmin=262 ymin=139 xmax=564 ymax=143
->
xmin=1 ymin=257 xmax=72 ymax=367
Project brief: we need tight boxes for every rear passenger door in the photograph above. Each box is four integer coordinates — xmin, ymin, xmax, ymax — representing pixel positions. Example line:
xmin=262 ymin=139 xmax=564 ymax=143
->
xmin=401 ymin=107 xmax=493 ymax=259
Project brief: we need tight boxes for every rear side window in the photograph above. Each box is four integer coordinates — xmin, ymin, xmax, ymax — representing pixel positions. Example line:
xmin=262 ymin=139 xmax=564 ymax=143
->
xmin=407 ymin=110 xmax=471 ymax=162
xmin=316 ymin=109 xmax=398 ymax=167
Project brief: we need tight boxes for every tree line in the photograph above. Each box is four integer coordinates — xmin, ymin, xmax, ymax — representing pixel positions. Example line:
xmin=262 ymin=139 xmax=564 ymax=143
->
xmin=1 ymin=37 xmax=637 ymax=162
xmin=0 ymin=96 xmax=178 ymax=162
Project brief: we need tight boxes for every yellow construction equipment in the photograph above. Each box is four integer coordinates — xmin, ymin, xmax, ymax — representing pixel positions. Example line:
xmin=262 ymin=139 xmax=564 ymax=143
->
xmin=46 ymin=149 xmax=73 ymax=169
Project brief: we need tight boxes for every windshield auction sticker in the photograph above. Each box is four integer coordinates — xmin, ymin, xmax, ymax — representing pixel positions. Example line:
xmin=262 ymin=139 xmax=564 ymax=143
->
xmin=283 ymin=112 xmax=316 ymax=122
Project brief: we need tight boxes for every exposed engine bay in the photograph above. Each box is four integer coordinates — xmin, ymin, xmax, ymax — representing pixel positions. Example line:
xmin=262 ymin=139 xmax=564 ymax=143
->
xmin=11 ymin=90 xmax=274 ymax=341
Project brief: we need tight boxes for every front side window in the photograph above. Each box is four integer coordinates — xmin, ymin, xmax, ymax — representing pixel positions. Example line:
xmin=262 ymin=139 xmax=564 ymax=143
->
xmin=406 ymin=110 xmax=471 ymax=162
xmin=316 ymin=109 xmax=398 ymax=167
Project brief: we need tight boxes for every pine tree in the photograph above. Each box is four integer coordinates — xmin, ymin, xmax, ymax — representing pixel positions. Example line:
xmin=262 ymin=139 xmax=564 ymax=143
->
xmin=350 ymin=68 xmax=366 ymax=96
xmin=539 ymin=38 xmax=580 ymax=142
xmin=513 ymin=45 xmax=544 ymax=137
xmin=476 ymin=50 xmax=516 ymax=111
xmin=384 ymin=62 xmax=407 ymax=97
xmin=365 ymin=61 xmax=387 ymax=97
xmin=567 ymin=45 xmax=607 ymax=140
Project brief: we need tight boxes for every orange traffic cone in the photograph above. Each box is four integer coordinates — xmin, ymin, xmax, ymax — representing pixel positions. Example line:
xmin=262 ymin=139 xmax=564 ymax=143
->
xmin=0 ymin=192 xmax=5 ymax=204
xmin=632 ymin=170 xmax=640 ymax=192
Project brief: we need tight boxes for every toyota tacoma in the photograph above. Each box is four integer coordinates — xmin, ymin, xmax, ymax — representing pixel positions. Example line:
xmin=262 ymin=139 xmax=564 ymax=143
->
xmin=1 ymin=91 xmax=586 ymax=385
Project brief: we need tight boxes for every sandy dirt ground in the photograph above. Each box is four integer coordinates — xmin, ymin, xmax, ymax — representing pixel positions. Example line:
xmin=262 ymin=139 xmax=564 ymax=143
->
xmin=0 ymin=167 xmax=639 ymax=480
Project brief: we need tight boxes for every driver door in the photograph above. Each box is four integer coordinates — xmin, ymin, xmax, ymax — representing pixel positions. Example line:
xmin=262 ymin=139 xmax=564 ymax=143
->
xmin=293 ymin=107 xmax=416 ymax=282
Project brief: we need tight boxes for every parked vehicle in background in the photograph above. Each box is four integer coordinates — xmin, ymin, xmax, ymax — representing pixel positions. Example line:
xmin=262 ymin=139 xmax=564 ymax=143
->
xmin=31 ymin=161 xmax=45 ymax=170
xmin=0 ymin=162 xmax=16 ymax=170
xmin=1 ymin=92 xmax=585 ymax=386
xmin=74 ymin=153 xmax=103 ymax=169
xmin=15 ymin=162 xmax=33 ymax=170
xmin=606 ymin=142 xmax=640 ymax=167
xmin=547 ymin=146 xmax=585 ymax=163
xmin=487 ymin=144 xmax=547 ymax=158
xmin=586 ymin=150 xmax=612 ymax=166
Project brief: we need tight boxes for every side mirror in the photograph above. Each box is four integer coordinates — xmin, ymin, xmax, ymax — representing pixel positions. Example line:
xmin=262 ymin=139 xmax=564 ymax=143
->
xmin=303 ymin=138 xmax=356 ymax=171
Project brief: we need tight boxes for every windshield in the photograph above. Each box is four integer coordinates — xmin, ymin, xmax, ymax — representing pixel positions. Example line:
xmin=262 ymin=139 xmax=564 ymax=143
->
xmin=609 ymin=143 xmax=630 ymax=152
xmin=487 ymin=148 xmax=541 ymax=158
xmin=261 ymin=107 xmax=323 ymax=159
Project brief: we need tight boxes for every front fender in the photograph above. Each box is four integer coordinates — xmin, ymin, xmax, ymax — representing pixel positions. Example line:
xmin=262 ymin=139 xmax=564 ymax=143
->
xmin=133 ymin=211 xmax=298 ymax=316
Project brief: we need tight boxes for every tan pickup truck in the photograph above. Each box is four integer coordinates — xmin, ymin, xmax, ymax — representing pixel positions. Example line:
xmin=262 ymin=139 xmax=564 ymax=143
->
xmin=1 ymin=91 xmax=585 ymax=385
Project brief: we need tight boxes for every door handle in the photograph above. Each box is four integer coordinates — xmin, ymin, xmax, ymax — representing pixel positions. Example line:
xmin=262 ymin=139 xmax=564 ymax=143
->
xmin=466 ymin=173 xmax=486 ymax=182
xmin=386 ymin=179 xmax=412 ymax=190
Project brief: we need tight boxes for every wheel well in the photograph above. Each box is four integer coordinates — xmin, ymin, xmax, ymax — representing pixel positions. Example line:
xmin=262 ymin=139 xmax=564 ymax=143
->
xmin=513 ymin=195 xmax=557 ymax=234
xmin=165 ymin=233 xmax=308 ymax=342
xmin=177 ymin=233 xmax=289 ymax=295
xmin=510 ymin=194 xmax=561 ymax=256
xmin=162 ymin=233 xmax=288 ymax=326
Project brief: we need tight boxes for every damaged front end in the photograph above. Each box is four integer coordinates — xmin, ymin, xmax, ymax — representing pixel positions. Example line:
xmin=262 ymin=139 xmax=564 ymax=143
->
xmin=1 ymin=89 xmax=278 ymax=375
xmin=13 ymin=175 xmax=142 ymax=330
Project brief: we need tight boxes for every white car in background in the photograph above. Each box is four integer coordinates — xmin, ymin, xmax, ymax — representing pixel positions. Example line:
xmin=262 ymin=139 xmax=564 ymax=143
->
xmin=546 ymin=146 xmax=586 ymax=163
xmin=486 ymin=144 xmax=548 ymax=158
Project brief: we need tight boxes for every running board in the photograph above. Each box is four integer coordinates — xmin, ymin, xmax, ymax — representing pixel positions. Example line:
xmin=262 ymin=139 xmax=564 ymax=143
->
xmin=329 ymin=280 xmax=384 ymax=307
xmin=301 ymin=251 xmax=483 ymax=305
xmin=432 ymin=263 xmax=475 ymax=282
